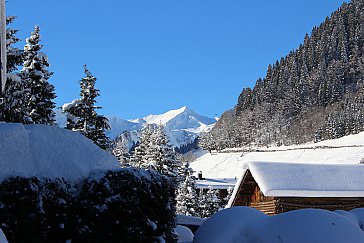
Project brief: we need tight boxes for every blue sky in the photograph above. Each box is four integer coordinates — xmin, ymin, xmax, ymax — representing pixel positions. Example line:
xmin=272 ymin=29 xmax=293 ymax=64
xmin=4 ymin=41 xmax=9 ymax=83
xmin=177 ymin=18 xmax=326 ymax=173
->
xmin=7 ymin=0 xmax=347 ymax=119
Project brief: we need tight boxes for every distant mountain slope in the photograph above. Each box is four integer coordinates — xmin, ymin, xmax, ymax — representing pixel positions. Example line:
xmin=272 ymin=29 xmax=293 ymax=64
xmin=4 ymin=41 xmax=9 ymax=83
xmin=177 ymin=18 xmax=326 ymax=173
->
xmin=204 ymin=0 xmax=364 ymax=151
xmin=106 ymin=116 xmax=143 ymax=139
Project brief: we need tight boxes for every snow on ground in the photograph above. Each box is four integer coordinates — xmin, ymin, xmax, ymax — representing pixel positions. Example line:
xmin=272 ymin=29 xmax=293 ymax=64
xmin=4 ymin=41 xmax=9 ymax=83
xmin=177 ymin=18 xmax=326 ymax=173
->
xmin=194 ymin=207 xmax=364 ymax=243
xmin=0 ymin=123 xmax=120 ymax=182
xmin=0 ymin=229 xmax=7 ymax=243
xmin=176 ymin=214 xmax=206 ymax=226
xmin=175 ymin=225 xmax=194 ymax=243
xmin=191 ymin=131 xmax=364 ymax=179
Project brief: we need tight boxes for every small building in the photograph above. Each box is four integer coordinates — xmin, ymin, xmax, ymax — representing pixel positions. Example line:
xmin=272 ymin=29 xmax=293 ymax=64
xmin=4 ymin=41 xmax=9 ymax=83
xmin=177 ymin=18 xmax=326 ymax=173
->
xmin=227 ymin=162 xmax=364 ymax=215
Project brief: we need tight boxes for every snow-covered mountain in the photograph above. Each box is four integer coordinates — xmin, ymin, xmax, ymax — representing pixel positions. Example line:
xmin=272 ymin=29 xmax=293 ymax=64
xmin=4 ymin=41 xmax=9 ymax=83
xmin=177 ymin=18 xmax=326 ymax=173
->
xmin=108 ymin=106 xmax=216 ymax=148
xmin=57 ymin=106 xmax=216 ymax=149
xmin=106 ymin=116 xmax=143 ymax=139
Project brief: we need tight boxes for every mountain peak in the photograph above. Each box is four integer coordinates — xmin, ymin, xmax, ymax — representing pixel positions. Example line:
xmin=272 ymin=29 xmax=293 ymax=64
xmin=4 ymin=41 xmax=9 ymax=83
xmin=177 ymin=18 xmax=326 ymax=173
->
xmin=142 ymin=106 xmax=190 ymax=125
xmin=104 ymin=106 xmax=216 ymax=148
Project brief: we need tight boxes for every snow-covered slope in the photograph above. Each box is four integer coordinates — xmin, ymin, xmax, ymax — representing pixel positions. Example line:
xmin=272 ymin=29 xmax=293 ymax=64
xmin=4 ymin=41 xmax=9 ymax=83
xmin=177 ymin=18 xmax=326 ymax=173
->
xmin=191 ymin=132 xmax=364 ymax=179
xmin=0 ymin=123 xmax=120 ymax=182
xmin=106 ymin=115 xmax=143 ymax=139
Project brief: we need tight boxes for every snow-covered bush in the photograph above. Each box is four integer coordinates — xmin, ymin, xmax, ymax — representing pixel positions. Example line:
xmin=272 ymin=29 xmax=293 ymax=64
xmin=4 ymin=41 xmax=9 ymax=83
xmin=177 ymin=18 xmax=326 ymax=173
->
xmin=0 ymin=169 xmax=177 ymax=242
xmin=77 ymin=168 xmax=177 ymax=242
xmin=0 ymin=177 xmax=75 ymax=242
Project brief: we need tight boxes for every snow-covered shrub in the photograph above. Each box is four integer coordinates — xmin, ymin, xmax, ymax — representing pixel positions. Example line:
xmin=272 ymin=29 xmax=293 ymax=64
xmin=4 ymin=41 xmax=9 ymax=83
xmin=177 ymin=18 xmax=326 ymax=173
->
xmin=0 ymin=168 xmax=177 ymax=242
xmin=76 ymin=168 xmax=177 ymax=242
xmin=0 ymin=177 xmax=75 ymax=242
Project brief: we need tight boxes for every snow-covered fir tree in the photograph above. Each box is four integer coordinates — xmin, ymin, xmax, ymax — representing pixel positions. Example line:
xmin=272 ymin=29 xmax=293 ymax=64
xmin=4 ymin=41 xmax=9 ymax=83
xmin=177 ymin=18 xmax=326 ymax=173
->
xmin=131 ymin=124 xmax=154 ymax=168
xmin=146 ymin=124 xmax=182 ymax=184
xmin=176 ymin=161 xmax=199 ymax=216
xmin=63 ymin=65 xmax=110 ymax=150
xmin=0 ymin=16 xmax=27 ymax=123
xmin=111 ymin=137 xmax=131 ymax=167
xmin=131 ymin=124 xmax=182 ymax=185
xmin=21 ymin=25 xmax=56 ymax=125
xmin=198 ymin=186 xmax=221 ymax=218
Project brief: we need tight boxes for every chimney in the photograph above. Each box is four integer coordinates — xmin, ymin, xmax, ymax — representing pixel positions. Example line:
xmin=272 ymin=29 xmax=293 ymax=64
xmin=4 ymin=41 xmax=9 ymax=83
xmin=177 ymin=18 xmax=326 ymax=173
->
xmin=198 ymin=171 xmax=203 ymax=180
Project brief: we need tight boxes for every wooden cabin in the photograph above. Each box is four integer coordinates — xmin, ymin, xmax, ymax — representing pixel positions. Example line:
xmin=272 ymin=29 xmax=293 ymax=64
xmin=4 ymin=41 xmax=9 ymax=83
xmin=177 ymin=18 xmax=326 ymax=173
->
xmin=227 ymin=162 xmax=364 ymax=215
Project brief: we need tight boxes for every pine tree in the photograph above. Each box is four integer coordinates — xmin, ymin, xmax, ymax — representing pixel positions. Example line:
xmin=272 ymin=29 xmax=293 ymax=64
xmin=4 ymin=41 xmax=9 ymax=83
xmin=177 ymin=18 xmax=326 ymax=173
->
xmin=175 ymin=161 xmax=199 ymax=216
xmin=111 ymin=135 xmax=131 ymax=167
xmin=131 ymin=124 xmax=154 ymax=168
xmin=0 ymin=16 xmax=27 ymax=123
xmin=198 ymin=186 xmax=221 ymax=218
xmin=22 ymin=25 xmax=56 ymax=125
xmin=132 ymin=124 xmax=182 ymax=185
xmin=63 ymin=65 xmax=110 ymax=150
xmin=146 ymin=124 xmax=182 ymax=185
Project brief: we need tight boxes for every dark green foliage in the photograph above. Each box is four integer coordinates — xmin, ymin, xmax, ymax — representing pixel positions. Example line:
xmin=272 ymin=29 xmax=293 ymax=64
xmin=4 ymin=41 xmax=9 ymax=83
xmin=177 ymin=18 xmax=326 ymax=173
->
xmin=205 ymin=0 xmax=364 ymax=150
xmin=0 ymin=177 xmax=75 ymax=243
xmin=22 ymin=26 xmax=56 ymax=125
xmin=0 ymin=169 xmax=177 ymax=242
xmin=0 ymin=16 xmax=27 ymax=123
xmin=0 ymin=177 xmax=45 ymax=243
xmin=77 ymin=169 xmax=177 ymax=242
xmin=64 ymin=65 xmax=110 ymax=150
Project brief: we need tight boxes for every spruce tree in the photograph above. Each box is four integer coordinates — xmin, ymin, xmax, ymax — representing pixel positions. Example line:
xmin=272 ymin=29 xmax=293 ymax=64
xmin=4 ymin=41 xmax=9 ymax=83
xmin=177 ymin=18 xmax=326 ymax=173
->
xmin=132 ymin=124 xmax=182 ymax=185
xmin=131 ymin=124 xmax=154 ymax=168
xmin=111 ymin=135 xmax=131 ymax=167
xmin=0 ymin=16 xmax=27 ymax=123
xmin=22 ymin=25 xmax=56 ymax=125
xmin=63 ymin=65 xmax=110 ymax=150
xmin=198 ymin=186 xmax=221 ymax=218
xmin=146 ymin=124 xmax=182 ymax=185
xmin=176 ymin=161 xmax=199 ymax=217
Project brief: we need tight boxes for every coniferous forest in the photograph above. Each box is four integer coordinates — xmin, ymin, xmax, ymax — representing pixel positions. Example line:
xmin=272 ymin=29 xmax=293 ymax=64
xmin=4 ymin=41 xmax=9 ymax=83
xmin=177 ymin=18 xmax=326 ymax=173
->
xmin=201 ymin=0 xmax=364 ymax=150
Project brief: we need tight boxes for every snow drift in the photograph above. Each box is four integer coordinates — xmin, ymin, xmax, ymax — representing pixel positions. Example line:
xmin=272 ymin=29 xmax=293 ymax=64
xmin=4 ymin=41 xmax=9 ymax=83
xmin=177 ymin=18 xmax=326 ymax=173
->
xmin=194 ymin=207 xmax=364 ymax=243
xmin=0 ymin=123 xmax=120 ymax=182
xmin=0 ymin=229 xmax=7 ymax=243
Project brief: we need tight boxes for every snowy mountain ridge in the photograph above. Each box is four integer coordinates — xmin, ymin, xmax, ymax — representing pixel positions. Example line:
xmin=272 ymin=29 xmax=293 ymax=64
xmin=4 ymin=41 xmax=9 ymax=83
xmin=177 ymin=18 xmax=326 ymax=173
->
xmin=108 ymin=106 xmax=216 ymax=148
xmin=57 ymin=106 xmax=216 ymax=148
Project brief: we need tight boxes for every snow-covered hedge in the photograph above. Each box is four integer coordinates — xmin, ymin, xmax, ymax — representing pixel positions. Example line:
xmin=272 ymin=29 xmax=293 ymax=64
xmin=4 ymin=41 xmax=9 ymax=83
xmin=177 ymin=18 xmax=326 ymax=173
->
xmin=0 ymin=169 xmax=176 ymax=242
xmin=78 ymin=168 xmax=177 ymax=242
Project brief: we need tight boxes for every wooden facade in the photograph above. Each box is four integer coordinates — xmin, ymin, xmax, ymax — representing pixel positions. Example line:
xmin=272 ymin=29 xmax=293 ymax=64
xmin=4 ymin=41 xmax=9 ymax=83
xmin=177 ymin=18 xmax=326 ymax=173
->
xmin=230 ymin=170 xmax=364 ymax=215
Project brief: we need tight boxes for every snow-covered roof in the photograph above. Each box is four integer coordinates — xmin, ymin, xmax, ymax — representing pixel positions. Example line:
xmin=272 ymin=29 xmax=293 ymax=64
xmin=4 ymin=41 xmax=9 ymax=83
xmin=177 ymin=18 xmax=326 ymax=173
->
xmin=237 ymin=161 xmax=364 ymax=198
xmin=0 ymin=123 xmax=120 ymax=182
